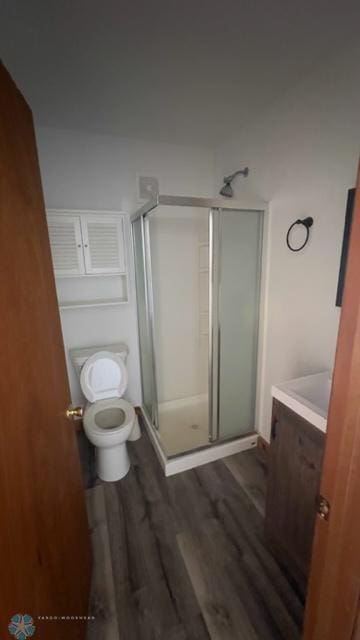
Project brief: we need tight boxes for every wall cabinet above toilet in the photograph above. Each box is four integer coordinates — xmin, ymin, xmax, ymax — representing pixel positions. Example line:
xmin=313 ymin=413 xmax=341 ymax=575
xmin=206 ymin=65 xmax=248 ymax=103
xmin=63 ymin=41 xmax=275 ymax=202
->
xmin=46 ymin=210 xmax=130 ymax=309
xmin=47 ymin=211 xmax=126 ymax=277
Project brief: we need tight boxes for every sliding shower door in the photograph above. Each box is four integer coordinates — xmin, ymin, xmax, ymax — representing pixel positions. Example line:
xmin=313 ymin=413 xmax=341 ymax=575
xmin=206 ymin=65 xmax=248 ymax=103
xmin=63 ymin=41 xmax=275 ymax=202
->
xmin=216 ymin=208 xmax=263 ymax=440
xmin=146 ymin=205 xmax=210 ymax=456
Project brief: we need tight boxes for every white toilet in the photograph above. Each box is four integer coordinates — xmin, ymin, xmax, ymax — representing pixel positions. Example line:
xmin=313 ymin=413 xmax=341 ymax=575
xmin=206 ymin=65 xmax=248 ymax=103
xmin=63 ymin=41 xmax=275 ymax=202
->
xmin=71 ymin=344 xmax=141 ymax=482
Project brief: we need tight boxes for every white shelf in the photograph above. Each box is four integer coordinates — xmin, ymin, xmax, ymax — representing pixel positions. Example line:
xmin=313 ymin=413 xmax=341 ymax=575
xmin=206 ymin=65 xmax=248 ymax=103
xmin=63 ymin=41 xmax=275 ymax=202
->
xmin=59 ymin=298 xmax=128 ymax=310
xmin=56 ymin=272 xmax=127 ymax=280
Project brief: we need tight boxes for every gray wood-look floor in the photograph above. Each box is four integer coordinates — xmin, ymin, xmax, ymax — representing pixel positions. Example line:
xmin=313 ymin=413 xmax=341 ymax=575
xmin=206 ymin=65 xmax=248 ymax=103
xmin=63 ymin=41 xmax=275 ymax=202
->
xmin=86 ymin=428 xmax=304 ymax=640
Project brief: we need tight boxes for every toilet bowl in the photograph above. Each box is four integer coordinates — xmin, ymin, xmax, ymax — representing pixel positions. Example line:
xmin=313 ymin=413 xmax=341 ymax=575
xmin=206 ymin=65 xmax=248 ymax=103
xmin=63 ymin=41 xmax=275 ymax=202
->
xmin=73 ymin=346 xmax=141 ymax=482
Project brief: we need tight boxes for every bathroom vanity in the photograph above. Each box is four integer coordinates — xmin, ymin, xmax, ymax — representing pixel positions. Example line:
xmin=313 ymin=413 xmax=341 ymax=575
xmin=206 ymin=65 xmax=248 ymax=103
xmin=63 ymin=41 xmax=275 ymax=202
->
xmin=265 ymin=373 xmax=330 ymax=595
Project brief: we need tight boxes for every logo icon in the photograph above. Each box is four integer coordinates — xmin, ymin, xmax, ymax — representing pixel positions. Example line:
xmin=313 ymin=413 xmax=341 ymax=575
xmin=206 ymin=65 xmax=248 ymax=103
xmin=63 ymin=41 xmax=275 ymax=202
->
xmin=8 ymin=614 xmax=36 ymax=639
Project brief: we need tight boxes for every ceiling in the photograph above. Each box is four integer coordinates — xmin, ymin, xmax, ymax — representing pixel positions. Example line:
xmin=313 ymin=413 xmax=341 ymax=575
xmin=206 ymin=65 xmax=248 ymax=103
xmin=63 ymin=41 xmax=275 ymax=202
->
xmin=1 ymin=0 xmax=359 ymax=147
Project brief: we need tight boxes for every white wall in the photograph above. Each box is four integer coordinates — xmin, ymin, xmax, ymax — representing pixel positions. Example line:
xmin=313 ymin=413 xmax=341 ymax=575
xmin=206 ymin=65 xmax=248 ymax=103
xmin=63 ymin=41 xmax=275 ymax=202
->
xmin=215 ymin=42 xmax=360 ymax=441
xmin=36 ymin=40 xmax=360 ymax=441
xmin=35 ymin=126 xmax=215 ymax=406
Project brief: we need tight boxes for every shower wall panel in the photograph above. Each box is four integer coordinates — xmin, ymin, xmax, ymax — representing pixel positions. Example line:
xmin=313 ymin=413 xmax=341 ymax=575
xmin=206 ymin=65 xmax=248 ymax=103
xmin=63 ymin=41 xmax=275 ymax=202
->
xmin=148 ymin=207 xmax=209 ymax=404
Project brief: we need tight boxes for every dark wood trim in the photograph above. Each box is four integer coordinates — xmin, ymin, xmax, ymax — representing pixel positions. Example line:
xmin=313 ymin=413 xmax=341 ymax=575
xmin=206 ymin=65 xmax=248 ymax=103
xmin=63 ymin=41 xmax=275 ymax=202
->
xmin=303 ymin=160 xmax=360 ymax=639
xmin=336 ymin=188 xmax=356 ymax=307
xmin=257 ymin=435 xmax=270 ymax=469
xmin=257 ymin=435 xmax=269 ymax=453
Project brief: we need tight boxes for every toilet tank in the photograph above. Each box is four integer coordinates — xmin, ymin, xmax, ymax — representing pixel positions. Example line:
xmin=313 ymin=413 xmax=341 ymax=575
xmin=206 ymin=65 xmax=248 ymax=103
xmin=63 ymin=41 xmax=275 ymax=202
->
xmin=69 ymin=343 xmax=129 ymax=377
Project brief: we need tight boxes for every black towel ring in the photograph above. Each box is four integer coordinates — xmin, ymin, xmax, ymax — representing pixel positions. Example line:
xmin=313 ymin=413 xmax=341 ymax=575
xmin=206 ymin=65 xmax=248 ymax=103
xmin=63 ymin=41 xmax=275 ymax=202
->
xmin=286 ymin=217 xmax=314 ymax=252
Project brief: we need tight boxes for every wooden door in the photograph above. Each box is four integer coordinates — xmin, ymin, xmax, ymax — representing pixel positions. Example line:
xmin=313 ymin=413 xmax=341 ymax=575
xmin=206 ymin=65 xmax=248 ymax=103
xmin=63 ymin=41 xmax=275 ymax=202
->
xmin=303 ymin=160 xmax=360 ymax=639
xmin=0 ymin=64 xmax=91 ymax=638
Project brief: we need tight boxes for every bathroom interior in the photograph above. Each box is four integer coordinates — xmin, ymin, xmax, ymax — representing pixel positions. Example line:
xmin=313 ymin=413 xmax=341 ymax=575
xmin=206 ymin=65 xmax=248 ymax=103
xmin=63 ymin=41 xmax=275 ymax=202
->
xmin=1 ymin=2 xmax=360 ymax=638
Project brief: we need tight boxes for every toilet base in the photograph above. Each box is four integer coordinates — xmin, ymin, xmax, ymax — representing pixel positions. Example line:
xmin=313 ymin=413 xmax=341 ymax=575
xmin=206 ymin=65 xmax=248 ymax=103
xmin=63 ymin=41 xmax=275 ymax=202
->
xmin=96 ymin=442 xmax=130 ymax=482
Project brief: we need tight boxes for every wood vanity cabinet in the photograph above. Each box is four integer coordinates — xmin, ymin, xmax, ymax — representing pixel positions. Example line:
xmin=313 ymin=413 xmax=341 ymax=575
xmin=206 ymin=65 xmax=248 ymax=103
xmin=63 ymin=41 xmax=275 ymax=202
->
xmin=265 ymin=399 xmax=325 ymax=595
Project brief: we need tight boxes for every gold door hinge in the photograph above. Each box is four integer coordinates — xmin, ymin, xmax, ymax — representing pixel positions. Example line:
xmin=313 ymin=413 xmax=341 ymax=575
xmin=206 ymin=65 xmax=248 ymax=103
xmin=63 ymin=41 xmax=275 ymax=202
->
xmin=317 ymin=495 xmax=330 ymax=521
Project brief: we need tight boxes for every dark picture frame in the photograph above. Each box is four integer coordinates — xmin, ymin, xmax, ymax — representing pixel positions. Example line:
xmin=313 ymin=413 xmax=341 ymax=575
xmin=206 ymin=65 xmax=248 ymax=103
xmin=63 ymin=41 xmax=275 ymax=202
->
xmin=336 ymin=188 xmax=356 ymax=307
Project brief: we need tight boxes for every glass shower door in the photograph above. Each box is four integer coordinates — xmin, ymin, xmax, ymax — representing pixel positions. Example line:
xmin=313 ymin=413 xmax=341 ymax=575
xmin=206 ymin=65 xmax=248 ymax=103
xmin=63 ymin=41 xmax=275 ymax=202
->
xmin=146 ymin=205 xmax=210 ymax=456
xmin=217 ymin=208 xmax=263 ymax=440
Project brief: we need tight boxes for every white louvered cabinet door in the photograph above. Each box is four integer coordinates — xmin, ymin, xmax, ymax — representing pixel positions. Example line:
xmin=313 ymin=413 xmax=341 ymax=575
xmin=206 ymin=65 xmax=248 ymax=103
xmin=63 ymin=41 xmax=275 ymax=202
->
xmin=81 ymin=215 xmax=126 ymax=275
xmin=47 ymin=215 xmax=85 ymax=276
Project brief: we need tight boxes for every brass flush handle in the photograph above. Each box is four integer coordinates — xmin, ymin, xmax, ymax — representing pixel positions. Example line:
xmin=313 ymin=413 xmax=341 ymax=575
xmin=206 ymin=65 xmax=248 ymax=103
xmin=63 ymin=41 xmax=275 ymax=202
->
xmin=66 ymin=405 xmax=84 ymax=420
xmin=317 ymin=495 xmax=331 ymax=521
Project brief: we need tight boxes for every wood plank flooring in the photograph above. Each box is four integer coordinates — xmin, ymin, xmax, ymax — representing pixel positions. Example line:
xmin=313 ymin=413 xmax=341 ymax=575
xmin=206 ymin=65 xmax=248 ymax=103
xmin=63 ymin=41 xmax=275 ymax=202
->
xmin=86 ymin=427 xmax=304 ymax=639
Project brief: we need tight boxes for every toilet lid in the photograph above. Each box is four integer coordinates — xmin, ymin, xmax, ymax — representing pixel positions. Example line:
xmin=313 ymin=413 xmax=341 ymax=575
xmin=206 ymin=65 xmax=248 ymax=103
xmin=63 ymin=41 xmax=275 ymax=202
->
xmin=80 ymin=351 xmax=128 ymax=402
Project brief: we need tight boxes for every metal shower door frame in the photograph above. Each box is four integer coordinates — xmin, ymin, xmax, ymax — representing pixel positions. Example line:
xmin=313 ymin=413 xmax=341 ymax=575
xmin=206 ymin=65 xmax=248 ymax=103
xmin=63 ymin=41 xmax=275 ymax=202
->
xmin=131 ymin=194 xmax=266 ymax=447
xmin=143 ymin=213 xmax=160 ymax=430
xmin=208 ymin=207 xmax=221 ymax=443
xmin=132 ymin=198 xmax=219 ymax=442
xmin=131 ymin=199 xmax=160 ymax=430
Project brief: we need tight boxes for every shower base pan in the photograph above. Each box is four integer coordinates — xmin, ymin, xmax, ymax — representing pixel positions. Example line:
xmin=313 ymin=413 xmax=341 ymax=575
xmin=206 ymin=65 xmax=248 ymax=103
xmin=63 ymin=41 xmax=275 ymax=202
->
xmin=157 ymin=394 xmax=209 ymax=456
xmin=139 ymin=404 xmax=258 ymax=477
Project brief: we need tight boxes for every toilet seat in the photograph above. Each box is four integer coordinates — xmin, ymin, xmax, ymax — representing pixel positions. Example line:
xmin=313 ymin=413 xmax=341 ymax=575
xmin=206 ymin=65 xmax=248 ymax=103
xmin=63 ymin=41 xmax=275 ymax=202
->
xmin=83 ymin=398 xmax=135 ymax=437
xmin=80 ymin=351 xmax=128 ymax=403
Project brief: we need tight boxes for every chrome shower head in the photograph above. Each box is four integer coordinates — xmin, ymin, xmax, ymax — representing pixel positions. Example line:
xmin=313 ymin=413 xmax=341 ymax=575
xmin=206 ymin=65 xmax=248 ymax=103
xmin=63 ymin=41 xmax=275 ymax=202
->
xmin=219 ymin=167 xmax=249 ymax=198
xmin=219 ymin=182 xmax=234 ymax=198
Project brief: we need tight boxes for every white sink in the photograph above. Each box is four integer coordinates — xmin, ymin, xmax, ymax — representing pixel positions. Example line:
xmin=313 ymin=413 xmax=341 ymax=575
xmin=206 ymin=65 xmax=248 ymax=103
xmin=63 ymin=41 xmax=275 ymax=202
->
xmin=271 ymin=372 xmax=331 ymax=433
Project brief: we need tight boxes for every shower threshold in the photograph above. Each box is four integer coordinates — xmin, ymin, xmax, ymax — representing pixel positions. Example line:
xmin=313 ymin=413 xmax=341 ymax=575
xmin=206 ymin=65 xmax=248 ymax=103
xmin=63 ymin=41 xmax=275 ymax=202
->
xmin=139 ymin=406 xmax=258 ymax=477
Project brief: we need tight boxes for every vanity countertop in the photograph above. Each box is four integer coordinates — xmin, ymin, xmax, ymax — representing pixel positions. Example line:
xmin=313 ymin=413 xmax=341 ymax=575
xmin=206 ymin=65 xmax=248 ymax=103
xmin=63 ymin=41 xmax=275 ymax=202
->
xmin=271 ymin=371 xmax=331 ymax=433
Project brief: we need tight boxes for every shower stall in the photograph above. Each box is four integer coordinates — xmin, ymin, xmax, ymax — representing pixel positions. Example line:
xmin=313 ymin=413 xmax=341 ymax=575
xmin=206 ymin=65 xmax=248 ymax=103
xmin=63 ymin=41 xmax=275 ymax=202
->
xmin=131 ymin=195 xmax=265 ymax=469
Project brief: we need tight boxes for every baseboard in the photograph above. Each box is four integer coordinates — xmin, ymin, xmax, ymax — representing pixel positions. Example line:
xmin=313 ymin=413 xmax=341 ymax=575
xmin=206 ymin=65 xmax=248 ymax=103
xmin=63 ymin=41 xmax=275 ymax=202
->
xmin=257 ymin=435 xmax=269 ymax=452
